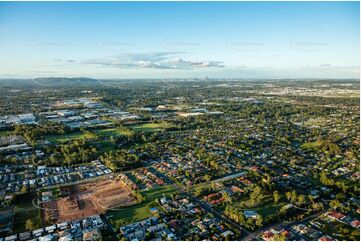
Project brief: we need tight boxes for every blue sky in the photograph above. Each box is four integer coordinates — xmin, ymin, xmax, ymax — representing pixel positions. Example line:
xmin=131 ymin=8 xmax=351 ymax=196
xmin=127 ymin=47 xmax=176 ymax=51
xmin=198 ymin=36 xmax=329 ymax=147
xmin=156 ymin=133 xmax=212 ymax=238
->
xmin=0 ymin=1 xmax=359 ymax=79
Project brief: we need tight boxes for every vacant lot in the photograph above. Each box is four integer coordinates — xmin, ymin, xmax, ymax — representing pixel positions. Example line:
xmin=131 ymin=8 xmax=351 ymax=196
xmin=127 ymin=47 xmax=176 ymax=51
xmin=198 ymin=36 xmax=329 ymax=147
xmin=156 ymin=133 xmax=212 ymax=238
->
xmin=107 ymin=185 xmax=177 ymax=226
xmin=42 ymin=179 xmax=137 ymax=223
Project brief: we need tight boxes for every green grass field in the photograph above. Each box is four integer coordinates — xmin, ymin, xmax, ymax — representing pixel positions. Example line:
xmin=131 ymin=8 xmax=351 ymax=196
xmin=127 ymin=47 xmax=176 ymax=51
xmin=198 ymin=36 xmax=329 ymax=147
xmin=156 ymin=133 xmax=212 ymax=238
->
xmin=301 ymin=140 xmax=323 ymax=150
xmin=129 ymin=122 xmax=173 ymax=132
xmin=227 ymin=195 xmax=287 ymax=217
xmin=46 ymin=131 xmax=85 ymax=143
xmin=107 ymin=185 xmax=177 ymax=226
xmin=252 ymin=201 xmax=287 ymax=216
xmin=45 ymin=123 xmax=172 ymax=143
xmin=12 ymin=193 xmax=43 ymax=233
xmin=142 ymin=184 xmax=177 ymax=201
xmin=46 ymin=127 xmax=132 ymax=144
xmin=95 ymin=128 xmax=133 ymax=137
xmin=0 ymin=130 xmax=13 ymax=136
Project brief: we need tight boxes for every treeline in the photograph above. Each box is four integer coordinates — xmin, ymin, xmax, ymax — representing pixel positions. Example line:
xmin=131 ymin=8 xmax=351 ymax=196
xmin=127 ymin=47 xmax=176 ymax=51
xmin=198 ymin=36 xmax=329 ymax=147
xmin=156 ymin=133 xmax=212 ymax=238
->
xmin=100 ymin=149 xmax=142 ymax=172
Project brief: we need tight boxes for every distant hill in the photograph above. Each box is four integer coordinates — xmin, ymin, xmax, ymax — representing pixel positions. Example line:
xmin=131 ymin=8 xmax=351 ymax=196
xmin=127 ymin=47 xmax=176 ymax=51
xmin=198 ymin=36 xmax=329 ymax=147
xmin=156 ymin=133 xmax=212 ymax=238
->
xmin=32 ymin=77 xmax=100 ymax=86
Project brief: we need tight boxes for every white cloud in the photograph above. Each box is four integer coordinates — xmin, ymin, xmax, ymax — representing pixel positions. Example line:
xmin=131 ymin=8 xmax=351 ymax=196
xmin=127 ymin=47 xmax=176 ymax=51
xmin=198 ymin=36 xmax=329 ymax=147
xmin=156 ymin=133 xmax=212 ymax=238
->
xmin=83 ymin=52 xmax=224 ymax=70
xmin=321 ymin=23 xmax=331 ymax=28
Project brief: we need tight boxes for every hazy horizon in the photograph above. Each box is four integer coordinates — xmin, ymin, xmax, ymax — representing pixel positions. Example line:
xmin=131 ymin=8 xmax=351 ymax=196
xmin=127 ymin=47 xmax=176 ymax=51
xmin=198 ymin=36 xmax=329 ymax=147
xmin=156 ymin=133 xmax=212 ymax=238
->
xmin=0 ymin=77 xmax=360 ymax=81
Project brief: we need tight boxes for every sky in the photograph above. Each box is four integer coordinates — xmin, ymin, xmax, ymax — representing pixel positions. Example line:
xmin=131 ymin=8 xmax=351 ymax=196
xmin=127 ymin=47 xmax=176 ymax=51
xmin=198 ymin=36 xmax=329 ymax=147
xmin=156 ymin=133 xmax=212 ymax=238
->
xmin=0 ymin=1 xmax=359 ymax=79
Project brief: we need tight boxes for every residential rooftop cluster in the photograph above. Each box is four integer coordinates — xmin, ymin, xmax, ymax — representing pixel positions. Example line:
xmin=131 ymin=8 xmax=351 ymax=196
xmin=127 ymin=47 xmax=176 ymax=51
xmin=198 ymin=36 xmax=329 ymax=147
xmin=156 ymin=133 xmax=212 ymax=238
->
xmin=0 ymin=79 xmax=359 ymax=241
xmin=1 ymin=215 xmax=104 ymax=241
xmin=0 ymin=160 xmax=112 ymax=198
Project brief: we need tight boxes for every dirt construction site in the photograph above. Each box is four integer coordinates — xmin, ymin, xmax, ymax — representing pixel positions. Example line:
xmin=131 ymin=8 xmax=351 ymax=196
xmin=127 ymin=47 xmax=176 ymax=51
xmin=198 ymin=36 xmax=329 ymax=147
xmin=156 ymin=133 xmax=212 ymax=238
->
xmin=41 ymin=179 xmax=137 ymax=223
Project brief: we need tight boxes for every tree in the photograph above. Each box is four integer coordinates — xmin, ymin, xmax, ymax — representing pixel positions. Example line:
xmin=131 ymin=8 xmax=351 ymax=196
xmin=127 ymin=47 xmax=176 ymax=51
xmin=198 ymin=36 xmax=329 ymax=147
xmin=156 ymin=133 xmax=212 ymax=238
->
xmin=273 ymin=191 xmax=280 ymax=204
xmin=320 ymin=172 xmax=334 ymax=186
xmin=312 ymin=202 xmax=324 ymax=211
xmin=255 ymin=214 xmax=263 ymax=227
xmin=249 ymin=186 xmax=263 ymax=206
xmin=291 ymin=190 xmax=297 ymax=203
xmin=263 ymin=173 xmax=272 ymax=189
xmin=211 ymin=181 xmax=218 ymax=191
xmin=285 ymin=191 xmax=292 ymax=201
xmin=238 ymin=210 xmax=245 ymax=224
xmin=329 ymin=199 xmax=341 ymax=210
xmin=308 ymin=195 xmax=315 ymax=204
xmin=273 ymin=232 xmax=287 ymax=241
xmin=83 ymin=131 xmax=99 ymax=140
xmin=222 ymin=192 xmax=232 ymax=204
xmin=145 ymin=231 xmax=154 ymax=240
xmin=25 ymin=219 xmax=35 ymax=231
xmin=204 ymin=174 xmax=211 ymax=182
xmin=21 ymin=186 xmax=28 ymax=193
xmin=132 ymin=191 xmax=144 ymax=203
xmin=297 ymin=195 xmax=306 ymax=206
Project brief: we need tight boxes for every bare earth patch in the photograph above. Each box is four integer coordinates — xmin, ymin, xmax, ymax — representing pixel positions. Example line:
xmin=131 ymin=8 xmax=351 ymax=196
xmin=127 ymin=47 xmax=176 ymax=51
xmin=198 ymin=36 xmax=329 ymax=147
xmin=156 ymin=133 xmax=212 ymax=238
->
xmin=41 ymin=179 xmax=137 ymax=223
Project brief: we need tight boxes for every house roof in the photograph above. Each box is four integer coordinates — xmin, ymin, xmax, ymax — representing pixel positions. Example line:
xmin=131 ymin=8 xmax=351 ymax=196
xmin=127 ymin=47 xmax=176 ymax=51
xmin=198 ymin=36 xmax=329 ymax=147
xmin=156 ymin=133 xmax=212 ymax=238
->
xmin=350 ymin=220 xmax=360 ymax=228
xmin=319 ymin=236 xmax=334 ymax=241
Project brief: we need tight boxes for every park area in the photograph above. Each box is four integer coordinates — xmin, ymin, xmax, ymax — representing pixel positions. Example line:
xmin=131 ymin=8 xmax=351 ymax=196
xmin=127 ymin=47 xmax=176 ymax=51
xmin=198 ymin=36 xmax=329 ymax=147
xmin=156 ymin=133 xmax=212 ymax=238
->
xmin=95 ymin=127 xmax=132 ymax=137
xmin=12 ymin=193 xmax=43 ymax=233
xmin=45 ymin=127 xmax=132 ymax=144
xmin=107 ymin=185 xmax=177 ymax=227
xmin=41 ymin=179 xmax=137 ymax=223
xmin=46 ymin=131 xmax=85 ymax=143
xmin=218 ymin=194 xmax=288 ymax=218
xmin=45 ymin=122 xmax=173 ymax=144
xmin=128 ymin=122 xmax=174 ymax=132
